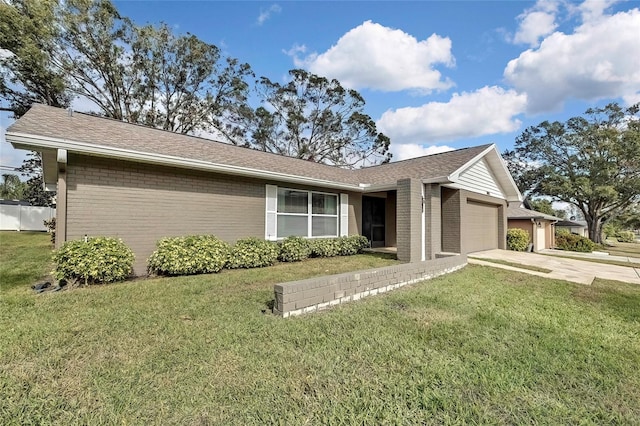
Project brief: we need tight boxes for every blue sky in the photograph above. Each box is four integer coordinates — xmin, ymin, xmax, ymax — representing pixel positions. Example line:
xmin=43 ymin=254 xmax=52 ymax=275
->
xmin=2 ymin=0 xmax=639 ymax=169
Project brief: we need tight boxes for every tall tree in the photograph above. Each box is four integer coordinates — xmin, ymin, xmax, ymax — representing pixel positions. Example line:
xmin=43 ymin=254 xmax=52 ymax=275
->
xmin=16 ymin=152 xmax=55 ymax=206
xmin=506 ymin=103 xmax=640 ymax=243
xmin=240 ymin=69 xmax=391 ymax=168
xmin=59 ymin=0 xmax=253 ymax=136
xmin=0 ymin=174 xmax=26 ymax=200
xmin=0 ymin=0 xmax=72 ymax=118
xmin=528 ymin=199 xmax=555 ymax=216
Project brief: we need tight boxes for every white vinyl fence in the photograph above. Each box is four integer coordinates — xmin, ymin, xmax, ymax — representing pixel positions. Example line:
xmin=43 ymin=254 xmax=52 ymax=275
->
xmin=0 ymin=203 xmax=55 ymax=231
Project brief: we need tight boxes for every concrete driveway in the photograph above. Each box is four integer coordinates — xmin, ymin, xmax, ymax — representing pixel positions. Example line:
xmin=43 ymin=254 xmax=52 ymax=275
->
xmin=468 ymin=249 xmax=640 ymax=285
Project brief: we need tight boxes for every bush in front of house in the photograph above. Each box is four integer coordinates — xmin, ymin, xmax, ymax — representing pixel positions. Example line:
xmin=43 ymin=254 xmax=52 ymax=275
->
xmin=309 ymin=238 xmax=341 ymax=258
xmin=616 ymin=231 xmax=636 ymax=243
xmin=228 ymin=237 xmax=279 ymax=269
xmin=507 ymin=228 xmax=530 ymax=251
xmin=555 ymin=232 xmax=595 ymax=253
xmin=148 ymin=235 xmax=230 ymax=276
xmin=53 ymin=237 xmax=134 ymax=285
xmin=338 ymin=235 xmax=370 ymax=256
xmin=278 ymin=236 xmax=312 ymax=262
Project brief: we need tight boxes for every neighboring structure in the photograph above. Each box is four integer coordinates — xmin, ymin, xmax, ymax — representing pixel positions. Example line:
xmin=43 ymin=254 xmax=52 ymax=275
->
xmin=556 ymin=220 xmax=589 ymax=237
xmin=0 ymin=199 xmax=55 ymax=232
xmin=6 ymin=104 xmax=522 ymax=275
xmin=507 ymin=205 xmax=562 ymax=251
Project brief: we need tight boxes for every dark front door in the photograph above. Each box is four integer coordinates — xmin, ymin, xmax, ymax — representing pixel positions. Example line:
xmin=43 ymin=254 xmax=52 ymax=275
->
xmin=363 ymin=196 xmax=386 ymax=248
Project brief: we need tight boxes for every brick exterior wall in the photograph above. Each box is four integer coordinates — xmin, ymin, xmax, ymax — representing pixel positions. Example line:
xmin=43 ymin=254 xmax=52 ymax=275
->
xmin=441 ymin=187 xmax=461 ymax=253
xmin=424 ymin=183 xmax=442 ymax=260
xmin=274 ymin=254 xmax=467 ymax=317
xmin=396 ymin=178 xmax=423 ymax=262
xmin=64 ymin=154 xmax=361 ymax=275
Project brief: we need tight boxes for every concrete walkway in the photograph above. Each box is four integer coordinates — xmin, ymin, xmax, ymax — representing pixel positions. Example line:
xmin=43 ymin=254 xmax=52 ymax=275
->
xmin=468 ymin=249 xmax=640 ymax=285
xmin=539 ymin=248 xmax=640 ymax=265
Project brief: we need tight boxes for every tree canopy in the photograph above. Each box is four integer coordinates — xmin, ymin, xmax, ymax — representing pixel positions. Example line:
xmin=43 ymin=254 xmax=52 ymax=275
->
xmin=0 ymin=174 xmax=26 ymax=200
xmin=0 ymin=0 xmax=72 ymax=117
xmin=2 ymin=0 xmax=390 ymax=168
xmin=238 ymin=69 xmax=391 ymax=168
xmin=527 ymin=199 xmax=566 ymax=219
xmin=505 ymin=103 xmax=640 ymax=243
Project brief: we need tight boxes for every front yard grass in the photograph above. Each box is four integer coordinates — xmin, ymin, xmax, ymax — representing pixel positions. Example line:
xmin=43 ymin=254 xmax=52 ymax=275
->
xmin=1 ymin=232 xmax=639 ymax=424
xmin=602 ymin=239 xmax=640 ymax=257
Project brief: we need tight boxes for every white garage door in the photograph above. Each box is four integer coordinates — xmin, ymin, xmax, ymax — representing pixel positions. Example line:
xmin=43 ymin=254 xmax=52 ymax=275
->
xmin=466 ymin=200 xmax=499 ymax=252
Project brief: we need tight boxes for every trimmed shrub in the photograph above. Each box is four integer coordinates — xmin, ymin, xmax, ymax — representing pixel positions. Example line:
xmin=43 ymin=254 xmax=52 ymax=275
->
xmin=555 ymin=232 xmax=595 ymax=253
xmin=309 ymin=238 xmax=341 ymax=258
xmin=148 ymin=235 xmax=230 ymax=276
xmin=338 ymin=235 xmax=370 ymax=256
xmin=616 ymin=231 xmax=635 ymax=243
xmin=228 ymin=237 xmax=279 ymax=269
xmin=507 ymin=228 xmax=530 ymax=251
xmin=53 ymin=237 xmax=134 ymax=285
xmin=278 ymin=236 xmax=312 ymax=262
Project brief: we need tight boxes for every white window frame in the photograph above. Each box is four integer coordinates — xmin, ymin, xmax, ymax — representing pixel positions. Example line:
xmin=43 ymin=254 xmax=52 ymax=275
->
xmin=266 ymin=185 xmax=347 ymax=240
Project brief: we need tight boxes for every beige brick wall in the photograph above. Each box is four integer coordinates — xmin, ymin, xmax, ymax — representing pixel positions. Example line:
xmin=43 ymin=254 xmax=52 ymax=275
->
xmin=396 ymin=178 xmax=423 ymax=262
xmin=66 ymin=154 xmax=265 ymax=275
xmin=424 ymin=183 xmax=442 ymax=260
xmin=274 ymin=254 xmax=468 ymax=317
xmin=441 ymin=187 xmax=461 ymax=253
xmin=64 ymin=154 xmax=363 ymax=275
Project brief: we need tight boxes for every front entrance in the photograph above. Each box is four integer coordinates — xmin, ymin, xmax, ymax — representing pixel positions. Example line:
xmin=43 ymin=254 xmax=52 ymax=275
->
xmin=363 ymin=196 xmax=386 ymax=248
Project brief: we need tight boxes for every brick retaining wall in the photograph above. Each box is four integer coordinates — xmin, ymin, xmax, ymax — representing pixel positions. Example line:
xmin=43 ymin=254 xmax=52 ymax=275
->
xmin=273 ymin=254 xmax=467 ymax=317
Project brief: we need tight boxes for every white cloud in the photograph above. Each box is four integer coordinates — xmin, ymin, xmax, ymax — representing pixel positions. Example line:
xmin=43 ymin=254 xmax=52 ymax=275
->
xmin=578 ymin=0 xmax=619 ymax=23
xmin=377 ymin=86 xmax=527 ymax=145
xmin=257 ymin=4 xmax=281 ymax=26
xmin=390 ymin=144 xmax=455 ymax=162
xmin=504 ymin=7 xmax=640 ymax=113
xmin=293 ymin=21 xmax=455 ymax=93
xmin=512 ymin=0 xmax=559 ymax=47
xmin=283 ymin=43 xmax=306 ymax=58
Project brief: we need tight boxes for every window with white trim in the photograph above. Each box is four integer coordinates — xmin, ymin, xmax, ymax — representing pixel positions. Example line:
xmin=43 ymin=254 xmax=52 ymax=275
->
xmin=265 ymin=185 xmax=347 ymax=240
xmin=276 ymin=188 xmax=338 ymax=238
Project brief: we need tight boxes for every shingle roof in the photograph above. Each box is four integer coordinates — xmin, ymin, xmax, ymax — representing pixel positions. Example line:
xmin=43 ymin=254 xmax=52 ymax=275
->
xmin=507 ymin=206 xmax=563 ymax=221
xmin=354 ymin=145 xmax=490 ymax=185
xmin=7 ymin=104 xmax=490 ymax=187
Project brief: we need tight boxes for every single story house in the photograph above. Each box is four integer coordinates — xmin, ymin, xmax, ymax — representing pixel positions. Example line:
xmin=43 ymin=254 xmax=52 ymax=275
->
xmin=507 ymin=205 xmax=562 ymax=251
xmin=556 ymin=220 xmax=589 ymax=237
xmin=6 ymin=104 xmax=523 ymax=275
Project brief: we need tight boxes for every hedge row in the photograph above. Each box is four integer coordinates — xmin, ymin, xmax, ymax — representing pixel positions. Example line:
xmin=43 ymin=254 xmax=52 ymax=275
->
xmin=52 ymin=235 xmax=371 ymax=284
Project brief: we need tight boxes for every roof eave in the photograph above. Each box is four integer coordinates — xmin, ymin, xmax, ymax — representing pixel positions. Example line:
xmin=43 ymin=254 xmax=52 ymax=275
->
xmin=7 ymin=132 xmax=363 ymax=192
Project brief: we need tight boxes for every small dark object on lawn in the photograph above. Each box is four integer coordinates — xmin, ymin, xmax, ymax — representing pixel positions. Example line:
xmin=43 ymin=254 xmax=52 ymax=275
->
xmin=32 ymin=282 xmax=51 ymax=291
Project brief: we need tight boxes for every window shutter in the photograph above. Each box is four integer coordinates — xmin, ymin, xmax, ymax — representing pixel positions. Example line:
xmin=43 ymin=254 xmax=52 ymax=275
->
xmin=265 ymin=185 xmax=277 ymax=240
xmin=340 ymin=193 xmax=349 ymax=236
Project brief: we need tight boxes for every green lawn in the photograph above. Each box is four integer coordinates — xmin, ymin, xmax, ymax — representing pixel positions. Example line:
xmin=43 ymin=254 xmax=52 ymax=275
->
xmin=602 ymin=240 xmax=640 ymax=258
xmin=1 ymin=232 xmax=639 ymax=424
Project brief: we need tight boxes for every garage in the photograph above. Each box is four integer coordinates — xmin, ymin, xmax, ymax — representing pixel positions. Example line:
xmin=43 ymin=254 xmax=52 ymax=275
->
xmin=465 ymin=200 xmax=499 ymax=252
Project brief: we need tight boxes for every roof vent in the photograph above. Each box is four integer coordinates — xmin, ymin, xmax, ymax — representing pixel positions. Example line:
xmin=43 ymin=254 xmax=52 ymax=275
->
xmin=67 ymin=108 xmax=73 ymax=117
